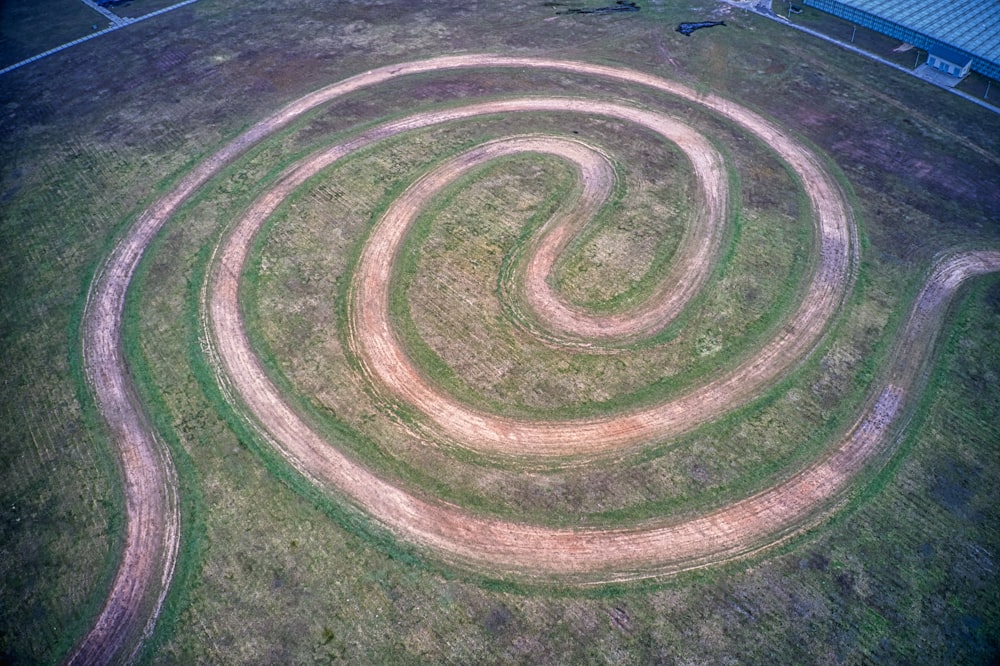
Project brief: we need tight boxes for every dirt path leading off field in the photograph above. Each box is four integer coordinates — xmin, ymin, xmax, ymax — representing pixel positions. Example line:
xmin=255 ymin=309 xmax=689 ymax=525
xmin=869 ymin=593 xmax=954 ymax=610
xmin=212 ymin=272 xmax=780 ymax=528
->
xmin=79 ymin=54 xmax=1000 ymax=663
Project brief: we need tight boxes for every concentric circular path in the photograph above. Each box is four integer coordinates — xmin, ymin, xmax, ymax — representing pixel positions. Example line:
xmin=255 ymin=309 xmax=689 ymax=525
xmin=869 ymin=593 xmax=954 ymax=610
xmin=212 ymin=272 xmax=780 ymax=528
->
xmin=77 ymin=54 xmax=1000 ymax=663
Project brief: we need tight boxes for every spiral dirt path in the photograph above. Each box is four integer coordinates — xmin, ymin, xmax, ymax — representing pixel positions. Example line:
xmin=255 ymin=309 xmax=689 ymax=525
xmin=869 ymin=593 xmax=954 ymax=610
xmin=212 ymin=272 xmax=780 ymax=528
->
xmin=79 ymin=54 xmax=1000 ymax=661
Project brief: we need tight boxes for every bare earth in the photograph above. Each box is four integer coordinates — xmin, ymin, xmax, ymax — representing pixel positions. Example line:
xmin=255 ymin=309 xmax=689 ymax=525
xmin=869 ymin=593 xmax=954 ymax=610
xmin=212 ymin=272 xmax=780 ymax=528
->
xmin=78 ymin=54 xmax=1000 ymax=661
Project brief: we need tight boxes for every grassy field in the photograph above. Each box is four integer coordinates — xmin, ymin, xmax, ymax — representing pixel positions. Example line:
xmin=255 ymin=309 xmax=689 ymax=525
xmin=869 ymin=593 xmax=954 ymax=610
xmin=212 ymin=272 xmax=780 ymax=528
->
xmin=237 ymin=103 xmax=822 ymax=522
xmin=1 ymin=0 xmax=999 ymax=663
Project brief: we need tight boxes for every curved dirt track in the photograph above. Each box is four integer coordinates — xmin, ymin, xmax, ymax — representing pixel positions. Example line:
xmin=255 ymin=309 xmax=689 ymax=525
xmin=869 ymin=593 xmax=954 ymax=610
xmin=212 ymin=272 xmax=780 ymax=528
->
xmin=346 ymin=103 xmax=739 ymax=456
xmin=79 ymin=54 xmax=1000 ymax=661
xmin=346 ymin=102 xmax=829 ymax=456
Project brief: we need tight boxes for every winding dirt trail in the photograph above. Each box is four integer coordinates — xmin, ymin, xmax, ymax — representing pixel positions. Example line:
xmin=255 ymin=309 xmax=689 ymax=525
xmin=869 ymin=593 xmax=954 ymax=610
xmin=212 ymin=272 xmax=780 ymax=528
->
xmin=345 ymin=102 xmax=740 ymax=456
xmin=344 ymin=99 xmax=828 ymax=456
xmin=79 ymin=54 xmax=1000 ymax=661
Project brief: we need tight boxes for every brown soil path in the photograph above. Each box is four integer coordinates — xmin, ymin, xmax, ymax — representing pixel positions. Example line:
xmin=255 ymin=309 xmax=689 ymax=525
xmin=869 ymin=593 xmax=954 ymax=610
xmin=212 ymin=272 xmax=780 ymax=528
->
xmin=503 ymin=114 xmax=725 ymax=343
xmin=347 ymin=102 xmax=736 ymax=455
xmin=205 ymin=57 xmax=998 ymax=581
xmin=79 ymin=53 xmax=1000 ymax=662
xmin=345 ymin=98 xmax=822 ymax=456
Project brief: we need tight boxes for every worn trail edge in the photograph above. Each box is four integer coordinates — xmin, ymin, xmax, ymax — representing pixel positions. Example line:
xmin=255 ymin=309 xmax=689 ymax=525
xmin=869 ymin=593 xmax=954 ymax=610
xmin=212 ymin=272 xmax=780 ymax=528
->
xmin=79 ymin=55 xmax=1000 ymax=662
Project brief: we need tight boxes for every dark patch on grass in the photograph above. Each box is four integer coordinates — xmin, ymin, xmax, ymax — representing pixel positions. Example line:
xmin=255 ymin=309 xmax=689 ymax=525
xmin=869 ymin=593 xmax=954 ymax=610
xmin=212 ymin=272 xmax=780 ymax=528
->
xmin=676 ymin=21 xmax=725 ymax=36
xmin=563 ymin=1 xmax=639 ymax=15
xmin=801 ymin=550 xmax=830 ymax=572
xmin=985 ymin=279 xmax=1000 ymax=315
xmin=607 ymin=605 xmax=633 ymax=633
xmin=483 ymin=604 xmax=514 ymax=635
xmin=930 ymin=460 xmax=981 ymax=520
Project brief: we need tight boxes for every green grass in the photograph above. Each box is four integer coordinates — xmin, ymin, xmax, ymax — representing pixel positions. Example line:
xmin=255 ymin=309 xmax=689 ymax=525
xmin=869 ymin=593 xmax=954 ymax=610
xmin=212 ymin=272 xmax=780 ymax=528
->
xmin=390 ymin=152 xmax=581 ymax=411
xmin=2 ymin=0 xmax=999 ymax=662
xmin=121 ymin=233 xmax=207 ymax=665
xmin=0 ymin=129 xmax=179 ymax=663
xmin=228 ymin=100 xmax=840 ymax=521
xmin=0 ymin=0 xmax=106 ymax=68
xmin=200 ymin=57 xmax=944 ymax=538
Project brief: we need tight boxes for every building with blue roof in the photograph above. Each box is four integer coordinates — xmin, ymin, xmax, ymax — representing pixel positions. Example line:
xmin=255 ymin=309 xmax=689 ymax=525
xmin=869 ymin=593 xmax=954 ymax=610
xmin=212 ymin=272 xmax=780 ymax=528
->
xmin=803 ymin=0 xmax=1000 ymax=80
xmin=927 ymin=44 xmax=973 ymax=79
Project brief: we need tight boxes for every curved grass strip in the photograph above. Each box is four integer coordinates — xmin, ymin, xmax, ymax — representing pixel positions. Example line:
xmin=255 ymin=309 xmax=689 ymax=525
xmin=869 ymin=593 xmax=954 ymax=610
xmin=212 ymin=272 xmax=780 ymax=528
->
xmin=495 ymin=121 xmax=724 ymax=344
xmin=342 ymin=100 xmax=825 ymax=456
xmin=78 ymin=53 xmax=1000 ymax=662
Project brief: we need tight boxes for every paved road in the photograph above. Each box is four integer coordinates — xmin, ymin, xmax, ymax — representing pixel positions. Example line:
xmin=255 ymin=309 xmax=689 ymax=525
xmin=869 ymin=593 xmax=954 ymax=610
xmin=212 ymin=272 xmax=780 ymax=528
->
xmin=0 ymin=0 xmax=200 ymax=76
xmin=79 ymin=0 xmax=133 ymax=27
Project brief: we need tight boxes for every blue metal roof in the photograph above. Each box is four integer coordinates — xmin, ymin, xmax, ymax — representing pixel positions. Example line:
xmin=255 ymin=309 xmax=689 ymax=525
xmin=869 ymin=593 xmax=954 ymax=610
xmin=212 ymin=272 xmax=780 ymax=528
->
xmin=804 ymin=0 xmax=1000 ymax=78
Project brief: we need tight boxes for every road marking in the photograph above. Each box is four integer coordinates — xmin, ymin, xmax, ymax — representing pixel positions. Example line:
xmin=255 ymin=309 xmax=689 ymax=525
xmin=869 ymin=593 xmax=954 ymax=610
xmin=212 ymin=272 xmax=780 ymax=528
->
xmin=0 ymin=0 xmax=200 ymax=76
xmin=79 ymin=0 xmax=132 ymax=27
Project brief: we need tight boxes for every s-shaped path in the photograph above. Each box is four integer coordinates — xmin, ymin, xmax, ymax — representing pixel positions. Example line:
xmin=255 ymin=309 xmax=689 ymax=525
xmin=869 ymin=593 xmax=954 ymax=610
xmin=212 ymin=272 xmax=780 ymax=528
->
xmin=78 ymin=54 xmax=1000 ymax=662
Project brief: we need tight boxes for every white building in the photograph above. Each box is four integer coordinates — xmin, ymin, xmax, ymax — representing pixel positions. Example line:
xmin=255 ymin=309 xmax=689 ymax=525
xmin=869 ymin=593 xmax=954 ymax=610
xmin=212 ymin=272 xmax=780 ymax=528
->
xmin=926 ymin=44 xmax=973 ymax=80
